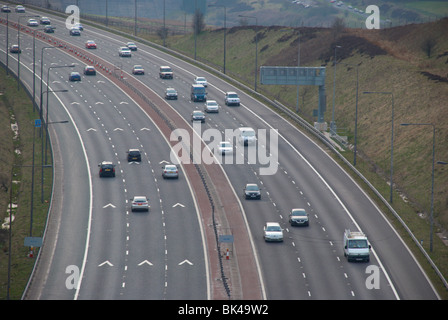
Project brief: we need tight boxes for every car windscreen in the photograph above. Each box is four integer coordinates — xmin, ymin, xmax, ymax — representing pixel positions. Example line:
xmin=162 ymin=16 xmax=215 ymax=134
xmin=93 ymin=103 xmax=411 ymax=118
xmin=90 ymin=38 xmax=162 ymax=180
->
xmin=348 ymin=239 xmax=368 ymax=248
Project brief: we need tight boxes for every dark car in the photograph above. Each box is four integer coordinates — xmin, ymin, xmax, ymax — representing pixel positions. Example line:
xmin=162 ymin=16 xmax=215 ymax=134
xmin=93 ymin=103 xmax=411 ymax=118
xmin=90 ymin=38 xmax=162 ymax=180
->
xmin=98 ymin=161 xmax=115 ymax=177
xmin=40 ymin=17 xmax=51 ymax=25
xmin=70 ymin=28 xmax=81 ymax=36
xmin=9 ymin=45 xmax=21 ymax=54
xmin=165 ymin=87 xmax=178 ymax=100
xmin=69 ymin=72 xmax=81 ymax=81
xmin=126 ymin=42 xmax=137 ymax=51
xmin=289 ymin=208 xmax=309 ymax=226
xmin=44 ymin=25 xmax=54 ymax=33
xmin=244 ymin=183 xmax=261 ymax=200
xmin=1 ymin=5 xmax=11 ymax=13
xmin=84 ymin=66 xmax=96 ymax=75
xmin=191 ymin=110 xmax=205 ymax=123
xmin=127 ymin=149 xmax=142 ymax=162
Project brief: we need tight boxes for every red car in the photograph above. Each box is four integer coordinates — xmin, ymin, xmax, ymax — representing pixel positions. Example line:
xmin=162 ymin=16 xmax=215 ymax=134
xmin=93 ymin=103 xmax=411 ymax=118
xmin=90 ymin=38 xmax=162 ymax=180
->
xmin=85 ymin=40 xmax=97 ymax=49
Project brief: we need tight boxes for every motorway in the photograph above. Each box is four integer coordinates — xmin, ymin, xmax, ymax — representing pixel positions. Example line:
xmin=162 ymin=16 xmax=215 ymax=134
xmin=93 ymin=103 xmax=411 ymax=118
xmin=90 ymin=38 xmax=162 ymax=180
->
xmin=0 ymin=5 xmax=440 ymax=300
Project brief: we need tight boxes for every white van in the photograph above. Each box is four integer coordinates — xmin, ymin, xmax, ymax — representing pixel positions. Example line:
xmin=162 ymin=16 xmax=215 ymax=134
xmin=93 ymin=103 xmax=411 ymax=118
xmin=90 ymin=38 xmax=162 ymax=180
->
xmin=343 ymin=229 xmax=371 ymax=262
xmin=238 ymin=127 xmax=256 ymax=146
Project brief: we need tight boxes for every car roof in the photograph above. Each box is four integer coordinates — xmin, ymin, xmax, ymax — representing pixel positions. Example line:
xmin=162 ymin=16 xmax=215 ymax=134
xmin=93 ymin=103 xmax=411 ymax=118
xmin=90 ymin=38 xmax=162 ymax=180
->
xmin=266 ymin=222 xmax=280 ymax=227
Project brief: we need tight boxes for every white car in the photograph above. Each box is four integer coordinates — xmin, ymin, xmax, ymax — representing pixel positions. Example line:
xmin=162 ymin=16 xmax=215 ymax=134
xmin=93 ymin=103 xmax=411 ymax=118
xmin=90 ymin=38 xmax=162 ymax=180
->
xmin=15 ymin=5 xmax=25 ymax=13
xmin=263 ymin=222 xmax=284 ymax=242
xmin=204 ymin=100 xmax=219 ymax=113
xmin=131 ymin=196 xmax=149 ymax=212
xmin=119 ymin=47 xmax=132 ymax=57
xmin=194 ymin=76 xmax=207 ymax=87
xmin=218 ymin=141 xmax=233 ymax=155
xmin=27 ymin=19 xmax=38 ymax=27
xmin=225 ymin=92 xmax=240 ymax=106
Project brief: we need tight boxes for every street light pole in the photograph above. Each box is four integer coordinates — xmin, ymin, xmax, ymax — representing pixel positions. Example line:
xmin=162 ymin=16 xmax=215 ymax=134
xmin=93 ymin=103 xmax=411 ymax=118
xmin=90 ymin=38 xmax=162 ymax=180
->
xmin=45 ymin=65 xmax=74 ymax=164
xmin=40 ymin=92 xmax=68 ymax=203
xmin=238 ymin=14 xmax=258 ymax=91
xmin=401 ymin=123 xmax=436 ymax=252
xmin=363 ymin=91 xmax=394 ymax=203
xmin=17 ymin=15 xmax=40 ymax=90
xmin=209 ymin=4 xmax=227 ymax=74
xmin=339 ymin=62 xmax=359 ymax=166
xmin=330 ymin=45 xmax=341 ymax=135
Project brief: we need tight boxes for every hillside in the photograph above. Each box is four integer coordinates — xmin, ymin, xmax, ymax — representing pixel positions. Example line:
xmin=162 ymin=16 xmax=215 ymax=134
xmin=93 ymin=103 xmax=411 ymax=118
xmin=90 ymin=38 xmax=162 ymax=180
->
xmin=46 ymin=0 xmax=448 ymax=28
xmin=159 ymin=18 xmax=448 ymax=239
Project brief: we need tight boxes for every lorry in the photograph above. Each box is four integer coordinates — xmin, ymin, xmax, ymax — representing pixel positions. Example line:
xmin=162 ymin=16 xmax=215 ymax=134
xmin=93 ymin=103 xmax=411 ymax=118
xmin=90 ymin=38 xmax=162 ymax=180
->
xmin=343 ymin=229 xmax=371 ymax=262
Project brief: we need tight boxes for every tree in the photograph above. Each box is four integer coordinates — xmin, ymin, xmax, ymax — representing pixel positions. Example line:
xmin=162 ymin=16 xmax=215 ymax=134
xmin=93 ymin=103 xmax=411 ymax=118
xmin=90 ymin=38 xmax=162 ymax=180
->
xmin=332 ymin=17 xmax=345 ymax=40
xmin=193 ymin=9 xmax=205 ymax=35
xmin=421 ymin=37 xmax=437 ymax=58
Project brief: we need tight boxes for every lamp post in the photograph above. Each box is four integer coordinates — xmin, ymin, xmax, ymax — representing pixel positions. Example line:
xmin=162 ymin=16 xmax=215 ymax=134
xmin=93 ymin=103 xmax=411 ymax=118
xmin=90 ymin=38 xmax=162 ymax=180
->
xmin=296 ymin=31 xmax=301 ymax=113
xmin=1 ymin=9 xmax=10 ymax=76
xmin=363 ymin=91 xmax=394 ymax=203
xmin=400 ymin=123 xmax=437 ymax=252
xmin=208 ymin=4 xmax=227 ymax=74
xmin=17 ymin=15 xmax=40 ymax=90
xmin=338 ymin=62 xmax=359 ymax=166
xmin=45 ymin=65 xmax=74 ymax=163
xmin=238 ymin=14 xmax=258 ymax=91
xmin=32 ymin=28 xmax=46 ymax=112
xmin=40 ymin=92 xmax=68 ymax=203
xmin=330 ymin=45 xmax=341 ymax=135
xmin=39 ymin=46 xmax=56 ymax=122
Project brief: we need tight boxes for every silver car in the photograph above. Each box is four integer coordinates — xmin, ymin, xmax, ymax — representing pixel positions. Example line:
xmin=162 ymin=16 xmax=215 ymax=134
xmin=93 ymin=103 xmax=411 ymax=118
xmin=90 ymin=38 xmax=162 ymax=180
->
xmin=194 ymin=76 xmax=207 ymax=87
xmin=162 ymin=164 xmax=179 ymax=179
xmin=131 ymin=196 xmax=149 ymax=212
xmin=204 ymin=100 xmax=219 ymax=113
xmin=263 ymin=222 xmax=284 ymax=242
xmin=119 ymin=47 xmax=132 ymax=57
